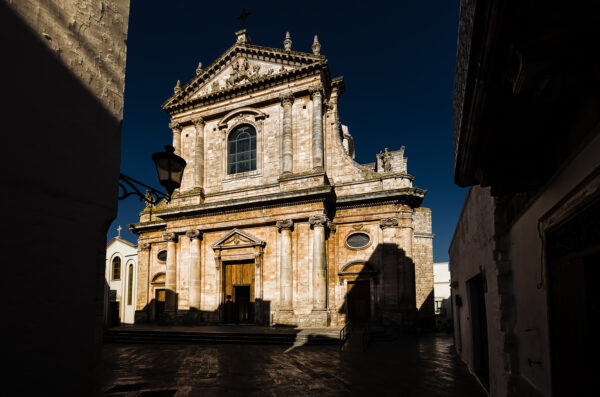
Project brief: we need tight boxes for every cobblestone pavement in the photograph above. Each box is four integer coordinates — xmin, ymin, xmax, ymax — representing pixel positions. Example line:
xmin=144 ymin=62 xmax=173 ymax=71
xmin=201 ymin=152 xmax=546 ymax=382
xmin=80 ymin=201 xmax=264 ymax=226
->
xmin=102 ymin=333 xmax=486 ymax=396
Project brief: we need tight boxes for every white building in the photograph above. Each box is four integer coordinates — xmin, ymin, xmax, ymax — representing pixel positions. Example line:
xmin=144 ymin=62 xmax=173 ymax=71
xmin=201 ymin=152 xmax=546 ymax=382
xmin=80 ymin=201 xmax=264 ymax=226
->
xmin=433 ymin=262 xmax=452 ymax=330
xmin=105 ymin=227 xmax=138 ymax=325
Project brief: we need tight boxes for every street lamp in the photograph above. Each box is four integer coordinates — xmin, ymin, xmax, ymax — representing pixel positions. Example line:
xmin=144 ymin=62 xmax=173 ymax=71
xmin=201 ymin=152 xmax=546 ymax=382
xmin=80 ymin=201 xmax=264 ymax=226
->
xmin=118 ymin=145 xmax=187 ymax=205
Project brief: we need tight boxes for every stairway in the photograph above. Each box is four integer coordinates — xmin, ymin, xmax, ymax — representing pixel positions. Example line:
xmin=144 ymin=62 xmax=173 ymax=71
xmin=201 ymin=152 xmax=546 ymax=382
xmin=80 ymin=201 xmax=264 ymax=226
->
xmin=103 ymin=328 xmax=341 ymax=346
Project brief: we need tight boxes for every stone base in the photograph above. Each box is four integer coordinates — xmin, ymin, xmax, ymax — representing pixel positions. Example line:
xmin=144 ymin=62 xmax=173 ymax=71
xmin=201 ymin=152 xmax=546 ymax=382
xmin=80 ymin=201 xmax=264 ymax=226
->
xmin=272 ymin=309 xmax=296 ymax=326
xmin=134 ymin=310 xmax=148 ymax=324
xmin=303 ymin=310 xmax=330 ymax=328
xmin=159 ymin=311 xmax=177 ymax=325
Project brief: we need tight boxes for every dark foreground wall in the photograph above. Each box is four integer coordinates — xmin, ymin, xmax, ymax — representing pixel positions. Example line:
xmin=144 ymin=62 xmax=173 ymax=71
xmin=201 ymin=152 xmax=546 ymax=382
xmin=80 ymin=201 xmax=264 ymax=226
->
xmin=0 ymin=1 xmax=130 ymax=395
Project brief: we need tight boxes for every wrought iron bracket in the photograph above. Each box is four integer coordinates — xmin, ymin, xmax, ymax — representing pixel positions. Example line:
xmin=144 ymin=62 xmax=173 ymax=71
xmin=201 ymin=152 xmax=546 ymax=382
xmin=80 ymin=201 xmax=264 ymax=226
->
xmin=119 ymin=173 xmax=170 ymax=205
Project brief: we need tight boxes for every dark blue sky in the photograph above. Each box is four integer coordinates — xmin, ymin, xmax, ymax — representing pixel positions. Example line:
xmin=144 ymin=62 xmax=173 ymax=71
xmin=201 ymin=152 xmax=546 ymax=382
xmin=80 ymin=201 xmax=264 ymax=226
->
xmin=110 ymin=0 xmax=466 ymax=262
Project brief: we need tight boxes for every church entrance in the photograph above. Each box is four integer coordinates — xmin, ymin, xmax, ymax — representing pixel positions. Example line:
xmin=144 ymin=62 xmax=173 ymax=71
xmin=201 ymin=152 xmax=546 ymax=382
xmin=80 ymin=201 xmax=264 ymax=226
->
xmin=347 ymin=281 xmax=371 ymax=323
xmin=223 ymin=260 xmax=255 ymax=323
xmin=155 ymin=289 xmax=166 ymax=321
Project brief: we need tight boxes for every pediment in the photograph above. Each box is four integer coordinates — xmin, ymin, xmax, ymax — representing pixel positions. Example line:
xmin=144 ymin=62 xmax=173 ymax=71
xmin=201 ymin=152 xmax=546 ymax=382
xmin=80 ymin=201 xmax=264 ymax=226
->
xmin=189 ymin=57 xmax=295 ymax=100
xmin=162 ymin=43 xmax=325 ymax=111
xmin=212 ymin=228 xmax=266 ymax=250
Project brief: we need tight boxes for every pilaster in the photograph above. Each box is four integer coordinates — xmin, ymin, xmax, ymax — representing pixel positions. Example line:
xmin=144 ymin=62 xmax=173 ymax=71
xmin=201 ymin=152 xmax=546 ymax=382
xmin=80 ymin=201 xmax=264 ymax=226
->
xmin=310 ymin=85 xmax=324 ymax=169
xmin=169 ymin=121 xmax=182 ymax=156
xmin=192 ymin=118 xmax=205 ymax=193
xmin=186 ymin=230 xmax=202 ymax=311
xmin=163 ymin=232 xmax=178 ymax=317
xmin=276 ymin=219 xmax=294 ymax=310
xmin=280 ymin=92 xmax=294 ymax=174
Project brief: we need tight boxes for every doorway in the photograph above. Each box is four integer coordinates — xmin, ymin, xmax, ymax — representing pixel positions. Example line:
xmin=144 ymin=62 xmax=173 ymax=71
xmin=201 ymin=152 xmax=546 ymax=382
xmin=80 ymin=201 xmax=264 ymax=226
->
xmin=223 ymin=260 xmax=254 ymax=323
xmin=547 ymin=198 xmax=600 ymax=396
xmin=467 ymin=273 xmax=489 ymax=390
xmin=155 ymin=289 xmax=165 ymax=322
xmin=347 ymin=281 xmax=371 ymax=323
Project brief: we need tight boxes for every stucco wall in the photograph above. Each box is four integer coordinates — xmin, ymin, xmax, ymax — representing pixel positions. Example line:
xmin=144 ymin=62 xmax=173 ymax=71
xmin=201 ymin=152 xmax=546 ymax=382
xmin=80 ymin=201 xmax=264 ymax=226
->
xmin=449 ymin=186 xmax=508 ymax=395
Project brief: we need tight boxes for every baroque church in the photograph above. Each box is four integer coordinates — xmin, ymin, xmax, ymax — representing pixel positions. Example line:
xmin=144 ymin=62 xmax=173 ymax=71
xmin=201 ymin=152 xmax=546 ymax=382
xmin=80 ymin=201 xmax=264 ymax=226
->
xmin=130 ymin=30 xmax=434 ymax=328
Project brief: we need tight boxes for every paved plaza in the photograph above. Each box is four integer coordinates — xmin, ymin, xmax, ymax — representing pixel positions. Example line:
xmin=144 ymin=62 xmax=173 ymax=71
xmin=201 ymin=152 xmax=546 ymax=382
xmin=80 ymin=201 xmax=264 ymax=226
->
xmin=102 ymin=333 xmax=486 ymax=396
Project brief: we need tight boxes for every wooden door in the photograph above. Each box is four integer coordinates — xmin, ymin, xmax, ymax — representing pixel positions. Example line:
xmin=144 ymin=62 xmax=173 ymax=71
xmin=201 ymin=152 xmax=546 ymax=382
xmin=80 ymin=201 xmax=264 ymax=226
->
xmin=155 ymin=289 xmax=165 ymax=322
xmin=223 ymin=260 xmax=254 ymax=323
xmin=347 ymin=281 xmax=370 ymax=323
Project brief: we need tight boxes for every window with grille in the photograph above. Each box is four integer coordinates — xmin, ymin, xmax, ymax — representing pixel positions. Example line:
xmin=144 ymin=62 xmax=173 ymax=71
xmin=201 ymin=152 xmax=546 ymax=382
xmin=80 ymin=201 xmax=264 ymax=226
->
xmin=112 ymin=257 xmax=121 ymax=280
xmin=227 ymin=124 xmax=257 ymax=174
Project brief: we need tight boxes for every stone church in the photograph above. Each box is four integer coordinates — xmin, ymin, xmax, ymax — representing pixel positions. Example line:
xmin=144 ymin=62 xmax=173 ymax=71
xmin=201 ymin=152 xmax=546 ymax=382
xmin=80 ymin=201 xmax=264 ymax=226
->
xmin=130 ymin=30 xmax=434 ymax=328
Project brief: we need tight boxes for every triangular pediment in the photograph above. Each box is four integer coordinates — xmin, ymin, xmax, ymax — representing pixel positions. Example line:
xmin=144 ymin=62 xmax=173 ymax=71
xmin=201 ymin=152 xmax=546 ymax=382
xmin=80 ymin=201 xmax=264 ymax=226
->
xmin=162 ymin=43 xmax=326 ymax=111
xmin=212 ymin=228 xmax=266 ymax=250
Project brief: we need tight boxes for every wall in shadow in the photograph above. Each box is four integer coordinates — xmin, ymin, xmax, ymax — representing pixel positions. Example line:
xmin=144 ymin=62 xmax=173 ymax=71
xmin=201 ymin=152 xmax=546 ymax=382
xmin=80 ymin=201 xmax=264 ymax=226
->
xmin=338 ymin=243 xmax=434 ymax=330
xmin=1 ymin=2 xmax=128 ymax=395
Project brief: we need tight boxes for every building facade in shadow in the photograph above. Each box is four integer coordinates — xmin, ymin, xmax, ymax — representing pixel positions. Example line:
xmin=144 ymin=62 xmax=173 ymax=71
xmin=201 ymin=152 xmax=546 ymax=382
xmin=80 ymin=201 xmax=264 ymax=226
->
xmin=130 ymin=30 xmax=434 ymax=329
xmin=1 ymin=1 xmax=130 ymax=395
xmin=451 ymin=1 xmax=600 ymax=395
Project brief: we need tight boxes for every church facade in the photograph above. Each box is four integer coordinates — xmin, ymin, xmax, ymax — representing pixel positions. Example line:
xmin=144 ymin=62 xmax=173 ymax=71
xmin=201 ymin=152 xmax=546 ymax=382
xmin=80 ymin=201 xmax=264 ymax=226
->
xmin=130 ymin=30 xmax=434 ymax=328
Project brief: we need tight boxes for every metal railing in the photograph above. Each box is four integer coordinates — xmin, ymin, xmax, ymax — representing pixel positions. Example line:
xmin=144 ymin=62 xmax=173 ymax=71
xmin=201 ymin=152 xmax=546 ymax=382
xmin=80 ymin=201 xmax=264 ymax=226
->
xmin=339 ymin=321 xmax=352 ymax=350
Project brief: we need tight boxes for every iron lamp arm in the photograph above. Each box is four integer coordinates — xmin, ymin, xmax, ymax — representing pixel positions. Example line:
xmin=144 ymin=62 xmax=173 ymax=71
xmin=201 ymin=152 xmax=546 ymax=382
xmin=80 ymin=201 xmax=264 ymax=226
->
xmin=118 ymin=173 xmax=170 ymax=205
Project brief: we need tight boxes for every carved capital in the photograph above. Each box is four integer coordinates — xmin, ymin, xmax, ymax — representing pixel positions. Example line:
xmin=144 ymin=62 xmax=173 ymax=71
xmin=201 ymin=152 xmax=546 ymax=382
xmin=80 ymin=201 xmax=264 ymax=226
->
xmin=192 ymin=117 xmax=205 ymax=128
xmin=309 ymin=215 xmax=329 ymax=227
xmin=380 ymin=217 xmax=399 ymax=228
xmin=309 ymin=85 xmax=324 ymax=99
xmin=163 ymin=232 xmax=178 ymax=242
xmin=280 ymin=91 xmax=294 ymax=106
xmin=327 ymin=221 xmax=337 ymax=232
xmin=276 ymin=219 xmax=294 ymax=231
xmin=139 ymin=242 xmax=151 ymax=251
xmin=168 ymin=121 xmax=182 ymax=132
xmin=186 ymin=230 xmax=202 ymax=240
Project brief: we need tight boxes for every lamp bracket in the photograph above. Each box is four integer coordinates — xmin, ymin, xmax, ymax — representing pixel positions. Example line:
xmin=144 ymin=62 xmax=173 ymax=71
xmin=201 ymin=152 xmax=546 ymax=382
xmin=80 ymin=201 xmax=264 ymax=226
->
xmin=118 ymin=173 xmax=170 ymax=205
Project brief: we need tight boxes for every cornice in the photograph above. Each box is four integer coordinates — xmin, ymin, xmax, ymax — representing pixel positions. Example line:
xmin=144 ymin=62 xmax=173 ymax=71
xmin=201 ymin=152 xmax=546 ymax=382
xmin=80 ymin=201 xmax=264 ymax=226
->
xmin=151 ymin=185 xmax=334 ymax=220
xmin=336 ymin=187 xmax=427 ymax=208
xmin=164 ymin=61 xmax=329 ymax=115
xmin=128 ymin=221 xmax=166 ymax=235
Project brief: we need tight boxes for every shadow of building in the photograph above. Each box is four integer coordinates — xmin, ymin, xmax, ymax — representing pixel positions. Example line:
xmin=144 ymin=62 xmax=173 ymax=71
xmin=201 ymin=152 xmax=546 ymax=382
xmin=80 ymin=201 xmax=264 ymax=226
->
xmin=1 ymin=1 xmax=130 ymax=395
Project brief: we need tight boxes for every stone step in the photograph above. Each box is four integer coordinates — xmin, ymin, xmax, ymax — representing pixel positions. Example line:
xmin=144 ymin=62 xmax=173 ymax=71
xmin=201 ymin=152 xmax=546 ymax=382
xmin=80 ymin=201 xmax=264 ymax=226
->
xmin=103 ymin=330 xmax=341 ymax=345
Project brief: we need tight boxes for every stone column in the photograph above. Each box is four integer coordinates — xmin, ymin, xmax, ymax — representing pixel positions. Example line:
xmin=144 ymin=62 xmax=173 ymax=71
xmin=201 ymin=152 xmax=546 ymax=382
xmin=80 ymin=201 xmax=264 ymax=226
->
xmin=163 ymin=232 xmax=178 ymax=313
xmin=135 ymin=242 xmax=151 ymax=323
xmin=280 ymin=92 xmax=294 ymax=174
xmin=310 ymin=215 xmax=328 ymax=310
xmin=192 ymin=118 xmax=205 ymax=190
xmin=276 ymin=219 xmax=294 ymax=310
xmin=186 ymin=230 xmax=202 ymax=311
xmin=169 ymin=121 xmax=182 ymax=156
xmin=310 ymin=86 xmax=324 ymax=169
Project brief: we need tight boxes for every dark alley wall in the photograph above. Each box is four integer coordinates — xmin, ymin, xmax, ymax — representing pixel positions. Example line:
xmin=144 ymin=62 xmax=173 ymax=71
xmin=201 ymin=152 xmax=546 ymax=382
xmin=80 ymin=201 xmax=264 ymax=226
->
xmin=1 ymin=1 xmax=130 ymax=395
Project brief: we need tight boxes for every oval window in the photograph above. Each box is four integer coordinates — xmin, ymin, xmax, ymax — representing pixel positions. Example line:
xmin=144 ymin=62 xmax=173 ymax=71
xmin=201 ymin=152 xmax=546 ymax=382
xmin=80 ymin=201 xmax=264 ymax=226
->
xmin=346 ymin=232 xmax=371 ymax=249
xmin=157 ymin=250 xmax=167 ymax=262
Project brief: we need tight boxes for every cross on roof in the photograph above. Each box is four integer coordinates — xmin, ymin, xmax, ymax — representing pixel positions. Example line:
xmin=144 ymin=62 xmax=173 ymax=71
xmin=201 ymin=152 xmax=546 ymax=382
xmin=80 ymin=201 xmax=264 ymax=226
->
xmin=237 ymin=8 xmax=251 ymax=29
xmin=117 ymin=225 xmax=122 ymax=238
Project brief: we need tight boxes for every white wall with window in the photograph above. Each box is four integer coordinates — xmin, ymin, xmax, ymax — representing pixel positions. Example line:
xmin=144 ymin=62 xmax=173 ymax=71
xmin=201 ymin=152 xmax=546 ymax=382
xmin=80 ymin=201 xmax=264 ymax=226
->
xmin=434 ymin=262 xmax=452 ymax=330
xmin=105 ymin=229 xmax=137 ymax=325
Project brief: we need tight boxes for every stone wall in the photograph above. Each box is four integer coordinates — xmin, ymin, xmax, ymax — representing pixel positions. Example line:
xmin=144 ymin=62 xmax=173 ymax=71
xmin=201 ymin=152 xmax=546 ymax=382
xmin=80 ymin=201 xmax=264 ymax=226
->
xmin=2 ymin=0 xmax=130 ymax=395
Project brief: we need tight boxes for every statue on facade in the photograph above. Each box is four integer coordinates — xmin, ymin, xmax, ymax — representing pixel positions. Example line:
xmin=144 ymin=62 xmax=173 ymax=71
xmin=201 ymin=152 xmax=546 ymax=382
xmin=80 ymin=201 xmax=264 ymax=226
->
xmin=382 ymin=148 xmax=392 ymax=172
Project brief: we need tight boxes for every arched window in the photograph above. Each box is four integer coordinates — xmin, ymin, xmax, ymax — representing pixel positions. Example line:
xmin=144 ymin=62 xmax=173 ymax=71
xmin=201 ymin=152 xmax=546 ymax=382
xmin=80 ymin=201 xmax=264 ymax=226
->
xmin=112 ymin=257 xmax=121 ymax=280
xmin=127 ymin=264 xmax=134 ymax=305
xmin=228 ymin=124 xmax=256 ymax=174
